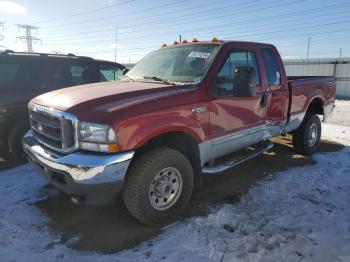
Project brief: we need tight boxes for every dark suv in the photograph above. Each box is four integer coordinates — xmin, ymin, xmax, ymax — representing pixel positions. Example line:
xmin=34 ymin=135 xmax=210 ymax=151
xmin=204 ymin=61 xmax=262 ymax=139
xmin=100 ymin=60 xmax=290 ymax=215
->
xmin=0 ymin=50 xmax=125 ymax=157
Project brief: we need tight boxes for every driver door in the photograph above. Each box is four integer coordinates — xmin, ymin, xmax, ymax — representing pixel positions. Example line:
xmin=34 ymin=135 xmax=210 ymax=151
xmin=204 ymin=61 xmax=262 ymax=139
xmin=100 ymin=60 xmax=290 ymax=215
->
xmin=209 ymin=48 xmax=269 ymax=158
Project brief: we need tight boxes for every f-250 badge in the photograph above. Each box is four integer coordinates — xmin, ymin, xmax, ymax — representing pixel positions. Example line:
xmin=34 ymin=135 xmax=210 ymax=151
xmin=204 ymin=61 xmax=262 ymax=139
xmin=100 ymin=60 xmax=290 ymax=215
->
xmin=192 ymin=106 xmax=207 ymax=114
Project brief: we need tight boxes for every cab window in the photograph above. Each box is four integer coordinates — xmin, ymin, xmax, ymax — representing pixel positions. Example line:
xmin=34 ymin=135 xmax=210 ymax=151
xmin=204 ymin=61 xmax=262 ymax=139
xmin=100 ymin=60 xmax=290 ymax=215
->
xmin=0 ymin=56 xmax=41 ymax=90
xmin=45 ymin=59 xmax=92 ymax=88
xmin=262 ymin=48 xmax=281 ymax=86
xmin=212 ymin=50 xmax=260 ymax=97
xmin=99 ymin=64 xmax=123 ymax=81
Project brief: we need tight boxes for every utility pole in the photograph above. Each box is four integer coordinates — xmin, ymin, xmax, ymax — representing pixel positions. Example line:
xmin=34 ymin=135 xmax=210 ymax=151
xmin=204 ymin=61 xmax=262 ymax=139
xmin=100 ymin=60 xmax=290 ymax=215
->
xmin=306 ymin=36 xmax=311 ymax=60
xmin=114 ymin=25 xmax=118 ymax=63
xmin=0 ymin=22 xmax=5 ymax=48
xmin=16 ymin=24 xmax=41 ymax=52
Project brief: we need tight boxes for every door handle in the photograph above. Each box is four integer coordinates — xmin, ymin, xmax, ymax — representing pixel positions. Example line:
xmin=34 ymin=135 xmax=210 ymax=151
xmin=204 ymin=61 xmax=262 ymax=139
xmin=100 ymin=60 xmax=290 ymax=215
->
xmin=260 ymin=94 xmax=268 ymax=107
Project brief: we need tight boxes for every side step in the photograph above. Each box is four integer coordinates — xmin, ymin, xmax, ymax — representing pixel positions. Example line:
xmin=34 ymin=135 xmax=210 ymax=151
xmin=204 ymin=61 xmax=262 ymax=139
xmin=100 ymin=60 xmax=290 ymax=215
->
xmin=202 ymin=140 xmax=274 ymax=175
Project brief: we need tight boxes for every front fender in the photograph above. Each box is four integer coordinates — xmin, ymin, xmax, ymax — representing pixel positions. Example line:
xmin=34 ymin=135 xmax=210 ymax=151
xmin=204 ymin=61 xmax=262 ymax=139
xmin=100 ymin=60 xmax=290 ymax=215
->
xmin=115 ymin=114 xmax=207 ymax=151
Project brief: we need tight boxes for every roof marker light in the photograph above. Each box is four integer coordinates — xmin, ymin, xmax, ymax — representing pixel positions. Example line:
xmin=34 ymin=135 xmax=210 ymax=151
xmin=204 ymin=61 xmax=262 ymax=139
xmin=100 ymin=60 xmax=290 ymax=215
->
xmin=192 ymin=38 xmax=198 ymax=43
xmin=211 ymin=37 xmax=219 ymax=42
xmin=182 ymin=39 xmax=188 ymax=43
xmin=161 ymin=43 xmax=167 ymax=47
xmin=173 ymin=41 xmax=179 ymax=45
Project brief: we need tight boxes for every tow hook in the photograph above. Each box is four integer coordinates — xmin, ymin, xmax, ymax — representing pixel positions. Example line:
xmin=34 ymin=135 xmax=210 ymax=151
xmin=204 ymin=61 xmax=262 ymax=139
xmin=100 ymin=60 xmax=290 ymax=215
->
xmin=70 ymin=195 xmax=85 ymax=205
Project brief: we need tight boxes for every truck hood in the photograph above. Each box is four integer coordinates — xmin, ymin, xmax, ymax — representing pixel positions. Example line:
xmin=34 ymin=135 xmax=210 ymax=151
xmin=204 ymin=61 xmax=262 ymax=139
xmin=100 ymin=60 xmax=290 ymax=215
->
xmin=31 ymin=80 xmax=190 ymax=122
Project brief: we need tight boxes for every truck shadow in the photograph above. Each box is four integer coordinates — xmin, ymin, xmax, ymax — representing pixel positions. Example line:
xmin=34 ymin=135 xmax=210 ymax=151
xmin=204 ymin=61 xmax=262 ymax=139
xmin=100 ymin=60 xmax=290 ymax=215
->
xmin=35 ymin=135 xmax=344 ymax=254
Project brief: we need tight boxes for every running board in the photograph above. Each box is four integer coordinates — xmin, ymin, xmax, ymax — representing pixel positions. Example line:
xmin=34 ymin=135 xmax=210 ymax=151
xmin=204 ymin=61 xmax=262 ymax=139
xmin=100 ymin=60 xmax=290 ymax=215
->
xmin=202 ymin=141 xmax=274 ymax=175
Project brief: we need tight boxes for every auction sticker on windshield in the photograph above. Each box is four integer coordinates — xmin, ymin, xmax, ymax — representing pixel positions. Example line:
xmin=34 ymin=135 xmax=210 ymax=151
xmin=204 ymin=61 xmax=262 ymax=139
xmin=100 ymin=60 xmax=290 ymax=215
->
xmin=188 ymin=51 xmax=211 ymax=59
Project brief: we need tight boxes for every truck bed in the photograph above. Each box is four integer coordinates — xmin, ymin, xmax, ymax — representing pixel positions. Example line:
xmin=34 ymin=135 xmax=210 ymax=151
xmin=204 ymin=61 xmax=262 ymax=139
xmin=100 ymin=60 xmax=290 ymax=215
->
xmin=287 ymin=75 xmax=336 ymax=119
xmin=287 ymin=75 xmax=335 ymax=85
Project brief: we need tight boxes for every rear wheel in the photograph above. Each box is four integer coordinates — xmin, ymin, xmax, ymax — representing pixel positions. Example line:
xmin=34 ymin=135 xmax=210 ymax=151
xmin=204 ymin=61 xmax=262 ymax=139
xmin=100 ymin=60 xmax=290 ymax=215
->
xmin=123 ymin=147 xmax=194 ymax=226
xmin=292 ymin=114 xmax=321 ymax=155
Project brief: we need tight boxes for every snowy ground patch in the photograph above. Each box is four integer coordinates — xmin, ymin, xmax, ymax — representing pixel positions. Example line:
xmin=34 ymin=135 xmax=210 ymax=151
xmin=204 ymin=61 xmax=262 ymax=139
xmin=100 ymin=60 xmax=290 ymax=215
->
xmin=0 ymin=103 xmax=350 ymax=261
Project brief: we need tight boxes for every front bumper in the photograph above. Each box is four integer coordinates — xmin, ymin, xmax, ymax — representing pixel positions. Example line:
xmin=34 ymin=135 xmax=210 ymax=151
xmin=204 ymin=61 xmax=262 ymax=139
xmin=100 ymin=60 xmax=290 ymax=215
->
xmin=23 ymin=130 xmax=134 ymax=204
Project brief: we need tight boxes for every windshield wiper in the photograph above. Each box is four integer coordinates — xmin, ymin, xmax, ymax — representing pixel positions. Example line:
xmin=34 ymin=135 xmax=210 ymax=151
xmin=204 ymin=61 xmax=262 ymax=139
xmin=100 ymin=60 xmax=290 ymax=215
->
xmin=143 ymin=76 xmax=176 ymax=85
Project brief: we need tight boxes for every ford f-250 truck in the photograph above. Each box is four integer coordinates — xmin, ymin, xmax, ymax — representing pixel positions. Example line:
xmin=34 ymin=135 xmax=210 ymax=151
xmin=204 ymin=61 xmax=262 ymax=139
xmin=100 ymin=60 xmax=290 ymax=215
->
xmin=23 ymin=39 xmax=336 ymax=225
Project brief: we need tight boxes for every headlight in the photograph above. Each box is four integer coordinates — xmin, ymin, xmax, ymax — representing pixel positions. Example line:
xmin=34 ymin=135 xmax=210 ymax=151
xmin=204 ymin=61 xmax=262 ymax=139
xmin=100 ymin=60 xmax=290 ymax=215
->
xmin=78 ymin=122 xmax=118 ymax=153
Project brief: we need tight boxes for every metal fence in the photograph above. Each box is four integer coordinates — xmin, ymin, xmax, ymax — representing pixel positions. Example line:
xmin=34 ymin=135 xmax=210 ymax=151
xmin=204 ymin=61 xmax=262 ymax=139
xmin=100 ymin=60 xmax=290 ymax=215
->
xmin=283 ymin=58 xmax=350 ymax=99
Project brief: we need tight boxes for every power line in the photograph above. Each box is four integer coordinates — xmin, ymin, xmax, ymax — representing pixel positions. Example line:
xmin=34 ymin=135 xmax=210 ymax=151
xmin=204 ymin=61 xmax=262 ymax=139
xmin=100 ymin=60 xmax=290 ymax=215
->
xmin=41 ymin=0 xmax=262 ymax=35
xmin=32 ymin=0 xmax=135 ymax=24
xmin=41 ymin=0 xmax=350 ymax=39
xmin=43 ymin=13 xmax=350 ymax=48
xmin=21 ymin=0 xmax=349 ymax=58
xmin=43 ymin=7 xmax=350 ymax=44
xmin=43 ymin=0 xmax=307 ymax=43
xmin=69 ymin=25 xmax=350 ymax=59
xmin=39 ymin=0 xmax=190 ymax=30
xmin=71 ymin=35 xmax=350 ymax=54
xmin=16 ymin=24 xmax=42 ymax=52
xmin=38 ymin=0 xmax=350 ymax=55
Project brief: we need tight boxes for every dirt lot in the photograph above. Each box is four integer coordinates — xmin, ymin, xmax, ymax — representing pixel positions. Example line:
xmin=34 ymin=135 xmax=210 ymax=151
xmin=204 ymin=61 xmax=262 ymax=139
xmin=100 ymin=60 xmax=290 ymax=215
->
xmin=0 ymin=135 xmax=343 ymax=254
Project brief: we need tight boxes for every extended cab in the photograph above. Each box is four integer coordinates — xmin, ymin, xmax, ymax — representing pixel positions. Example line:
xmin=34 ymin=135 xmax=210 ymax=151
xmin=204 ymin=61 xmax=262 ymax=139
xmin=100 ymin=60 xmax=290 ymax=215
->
xmin=23 ymin=39 xmax=336 ymax=225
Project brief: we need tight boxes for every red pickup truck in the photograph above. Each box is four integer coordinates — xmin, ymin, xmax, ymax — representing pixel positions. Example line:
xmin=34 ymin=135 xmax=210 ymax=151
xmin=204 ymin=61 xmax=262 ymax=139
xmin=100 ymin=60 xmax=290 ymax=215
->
xmin=23 ymin=39 xmax=336 ymax=225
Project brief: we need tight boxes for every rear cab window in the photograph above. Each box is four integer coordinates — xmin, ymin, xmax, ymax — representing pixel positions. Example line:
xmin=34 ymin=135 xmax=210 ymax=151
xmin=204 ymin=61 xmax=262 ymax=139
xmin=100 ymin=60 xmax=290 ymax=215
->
xmin=261 ymin=48 xmax=281 ymax=86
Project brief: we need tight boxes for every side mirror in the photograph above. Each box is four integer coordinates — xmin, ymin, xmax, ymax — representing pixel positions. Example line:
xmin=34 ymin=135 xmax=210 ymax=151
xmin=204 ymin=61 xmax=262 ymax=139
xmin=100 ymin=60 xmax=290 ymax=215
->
xmin=232 ymin=66 xmax=256 ymax=97
xmin=122 ymin=68 xmax=129 ymax=75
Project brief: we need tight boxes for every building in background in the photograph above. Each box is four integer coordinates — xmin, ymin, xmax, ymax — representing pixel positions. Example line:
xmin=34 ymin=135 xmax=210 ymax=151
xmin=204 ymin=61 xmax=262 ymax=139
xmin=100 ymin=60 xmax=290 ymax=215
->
xmin=284 ymin=58 xmax=350 ymax=99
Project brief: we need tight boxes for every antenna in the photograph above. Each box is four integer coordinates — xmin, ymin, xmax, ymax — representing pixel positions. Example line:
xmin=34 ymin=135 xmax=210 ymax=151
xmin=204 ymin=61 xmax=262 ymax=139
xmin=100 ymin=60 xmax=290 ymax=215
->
xmin=306 ymin=36 xmax=311 ymax=60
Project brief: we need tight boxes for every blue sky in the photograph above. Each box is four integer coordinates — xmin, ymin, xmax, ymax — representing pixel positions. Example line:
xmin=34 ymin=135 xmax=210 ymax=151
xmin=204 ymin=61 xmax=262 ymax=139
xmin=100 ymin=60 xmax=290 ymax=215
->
xmin=0 ymin=0 xmax=350 ymax=63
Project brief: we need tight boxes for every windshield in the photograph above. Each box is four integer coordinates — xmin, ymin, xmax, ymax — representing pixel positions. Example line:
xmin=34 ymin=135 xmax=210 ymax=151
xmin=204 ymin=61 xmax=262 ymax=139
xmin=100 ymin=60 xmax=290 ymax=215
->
xmin=126 ymin=44 xmax=220 ymax=84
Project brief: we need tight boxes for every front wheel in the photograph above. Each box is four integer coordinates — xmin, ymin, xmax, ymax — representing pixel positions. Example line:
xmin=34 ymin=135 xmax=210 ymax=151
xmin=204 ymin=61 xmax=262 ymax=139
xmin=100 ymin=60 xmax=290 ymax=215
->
xmin=292 ymin=114 xmax=321 ymax=155
xmin=123 ymin=147 xmax=194 ymax=226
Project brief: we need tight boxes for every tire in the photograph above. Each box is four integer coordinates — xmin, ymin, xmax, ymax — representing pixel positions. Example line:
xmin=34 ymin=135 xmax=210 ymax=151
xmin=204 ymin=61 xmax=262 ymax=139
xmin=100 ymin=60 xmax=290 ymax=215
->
xmin=8 ymin=120 xmax=30 ymax=158
xmin=292 ymin=114 xmax=321 ymax=155
xmin=0 ymin=142 xmax=12 ymax=161
xmin=123 ymin=147 xmax=194 ymax=226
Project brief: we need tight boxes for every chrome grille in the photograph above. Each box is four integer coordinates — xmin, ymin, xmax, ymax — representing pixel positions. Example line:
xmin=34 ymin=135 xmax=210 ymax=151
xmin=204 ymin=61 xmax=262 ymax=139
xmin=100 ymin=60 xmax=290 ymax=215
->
xmin=29 ymin=104 xmax=78 ymax=153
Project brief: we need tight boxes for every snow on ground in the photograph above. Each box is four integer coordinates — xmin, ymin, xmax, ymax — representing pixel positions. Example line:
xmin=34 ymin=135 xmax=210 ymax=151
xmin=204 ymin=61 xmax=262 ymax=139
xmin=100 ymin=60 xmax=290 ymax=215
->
xmin=0 ymin=101 xmax=350 ymax=261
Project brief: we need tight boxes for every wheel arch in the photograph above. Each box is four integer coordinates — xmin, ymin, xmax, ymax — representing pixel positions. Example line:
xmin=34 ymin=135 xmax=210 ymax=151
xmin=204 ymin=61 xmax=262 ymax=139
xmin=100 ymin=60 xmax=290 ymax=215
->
xmin=306 ymin=97 xmax=324 ymax=116
xmin=3 ymin=109 xmax=29 ymax=141
xmin=131 ymin=131 xmax=203 ymax=191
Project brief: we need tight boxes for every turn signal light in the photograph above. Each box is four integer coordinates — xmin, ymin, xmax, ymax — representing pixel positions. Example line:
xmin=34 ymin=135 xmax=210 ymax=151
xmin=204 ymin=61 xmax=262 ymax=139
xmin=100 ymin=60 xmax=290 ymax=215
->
xmin=211 ymin=37 xmax=219 ymax=42
xmin=192 ymin=38 xmax=198 ymax=42
xmin=108 ymin=144 xmax=119 ymax=153
xmin=173 ymin=41 xmax=179 ymax=45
